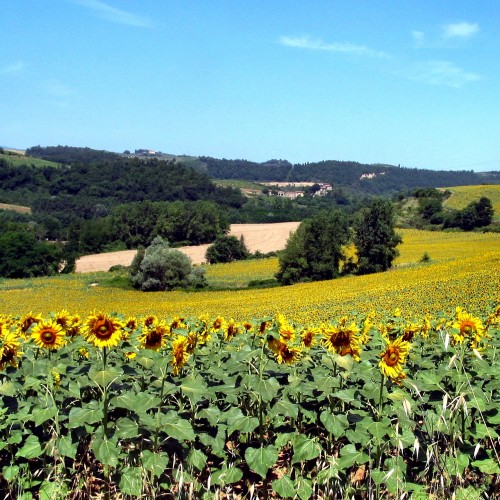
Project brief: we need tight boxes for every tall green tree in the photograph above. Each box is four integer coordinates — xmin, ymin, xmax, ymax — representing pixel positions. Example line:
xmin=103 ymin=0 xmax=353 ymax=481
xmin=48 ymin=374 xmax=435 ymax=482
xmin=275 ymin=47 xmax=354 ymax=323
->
xmin=276 ymin=210 xmax=350 ymax=285
xmin=353 ymin=198 xmax=402 ymax=274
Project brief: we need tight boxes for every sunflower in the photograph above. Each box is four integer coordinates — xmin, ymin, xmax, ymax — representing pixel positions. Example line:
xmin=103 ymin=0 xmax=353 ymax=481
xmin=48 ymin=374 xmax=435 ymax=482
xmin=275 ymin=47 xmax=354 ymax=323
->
xmin=322 ymin=318 xmax=362 ymax=361
xmin=143 ymin=315 xmax=158 ymax=328
xmin=54 ymin=311 xmax=81 ymax=340
xmin=82 ymin=312 xmax=124 ymax=349
xmin=268 ymin=337 xmax=302 ymax=365
xmin=171 ymin=316 xmax=187 ymax=331
xmin=124 ymin=317 xmax=138 ymax=333
xmin=402 ymin=322 xmax=421 ymax=342
xmin=452 ymin=309 xmax=486 ymax=347
xmin=78 ymin=347 xmax=89 ymax=360
xmin=275 ymin=313 xmax=296 ymax=343
xmin=51 ymin=368 xmax=61 ymax=387
xmin=210 ymin=316 xmax=226 ymax=334
xmin=300 ymin=327 xmax=319 ymax=349
xmin=379 ymin=336 xmax=411 ymax=383
xmin=186 ymin=331 xmax=198 ymax=354
xmin=225 ymin=319 xmax=241 ymax=341
xmin=124 ymin=351 xmax=137 ymax=361
xmin=139 ymin=322 xmax=170 ymax=351
xmin=485 ymin=305 xmax=500 ymax=328
xmin=171 ymin=336 xmax=190 ymax=375
xmin=0 ymin=331 xmax=23 ymax=371
xmin=31 ymin=320 xmax=66 ymax=350
xmin=360 ymin=311 xmax=375 ymax=345
xmin=18 ymin=312 xmax=42 ymax=336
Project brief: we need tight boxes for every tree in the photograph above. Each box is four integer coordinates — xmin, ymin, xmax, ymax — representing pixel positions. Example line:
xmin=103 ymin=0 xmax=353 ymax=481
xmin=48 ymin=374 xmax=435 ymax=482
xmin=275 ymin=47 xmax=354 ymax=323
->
xmin=353 ymin=198 xmax=402 ymax=274
xmin=275 ymin=210 xmax=350 ymax=285
xmin=205 ymin=235 xmax=249 ymax=264
xmin=130 ymin=236 xmax=206 ymax=291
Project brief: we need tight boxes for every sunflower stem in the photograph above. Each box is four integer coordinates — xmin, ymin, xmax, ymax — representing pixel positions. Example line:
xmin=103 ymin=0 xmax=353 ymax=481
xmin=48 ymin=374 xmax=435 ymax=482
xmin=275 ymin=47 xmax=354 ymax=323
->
xmin=377 ymin=372 xmax=385 ymax=421
xmin=154 ymin=367 xmax=168 ymax=451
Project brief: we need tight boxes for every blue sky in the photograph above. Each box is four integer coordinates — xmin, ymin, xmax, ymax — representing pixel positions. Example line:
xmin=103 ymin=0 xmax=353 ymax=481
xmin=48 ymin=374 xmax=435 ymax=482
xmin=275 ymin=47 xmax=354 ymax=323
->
xmin=1 ymin=1 xmax=499 ymax=171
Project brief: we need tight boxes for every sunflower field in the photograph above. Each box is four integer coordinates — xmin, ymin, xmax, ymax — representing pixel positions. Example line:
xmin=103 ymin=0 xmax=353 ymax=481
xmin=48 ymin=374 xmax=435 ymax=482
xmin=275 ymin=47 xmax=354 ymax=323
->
xmin=0 ymin=228 xmax=499 ymax=498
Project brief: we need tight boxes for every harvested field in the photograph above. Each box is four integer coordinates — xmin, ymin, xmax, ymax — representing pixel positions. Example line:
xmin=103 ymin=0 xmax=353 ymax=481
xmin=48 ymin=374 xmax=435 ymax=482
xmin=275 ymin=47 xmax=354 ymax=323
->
xmin=75 ymin=222 xmax=300 ymax=273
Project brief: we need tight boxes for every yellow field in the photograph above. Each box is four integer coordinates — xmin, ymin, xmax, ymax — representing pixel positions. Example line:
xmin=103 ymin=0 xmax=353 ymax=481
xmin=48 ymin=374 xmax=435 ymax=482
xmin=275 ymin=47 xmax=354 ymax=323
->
xmin=1 ymin=229 xmax=499 ymax=323
xmin=444 ymin=184 xmax=500 ymax=221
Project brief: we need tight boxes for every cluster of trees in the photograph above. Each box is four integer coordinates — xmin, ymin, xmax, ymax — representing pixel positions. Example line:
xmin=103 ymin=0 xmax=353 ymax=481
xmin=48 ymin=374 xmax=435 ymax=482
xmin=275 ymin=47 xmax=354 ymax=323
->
xmin=199 ymin=156 xmax=482 ymax=195
xmin=0 ymin=220 xmax=65 ymax=278
xmin=25 ymin=145 xmax=119 ymax=164
xmin=276 ymin=199 xmax=402 ymax=285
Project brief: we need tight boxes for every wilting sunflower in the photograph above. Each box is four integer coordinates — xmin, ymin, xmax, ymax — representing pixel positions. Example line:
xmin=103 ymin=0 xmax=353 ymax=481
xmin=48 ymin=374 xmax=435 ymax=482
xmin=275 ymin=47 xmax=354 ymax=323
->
xmin=82 ymin=312 xmax=124 ymax=349
xmin=18 ymin=312 xmax=43 ymax=336
xmin=0 ymin=331 xmax=23 ymax=371
xmin=171 ymin=335 xmax=190 ymax=375
xmin=452 ymin=308 xmax=486 ymax=347
xmin=258 ymin=320 xmax=271 ymax=336
xmin=139 ymin=322 xmax=170 ymax=351
xmin=300 ymin=327 xmax=319 ymax=349
xmin=402 ymin=322 xmax=421 ymax=342
xmin=379 ymin=336 xmax=411 ymax=383
xmin=322 ymin=318 xmax=362 ymax=361
xmin=31 ymin=320 xmax=66 ymax=350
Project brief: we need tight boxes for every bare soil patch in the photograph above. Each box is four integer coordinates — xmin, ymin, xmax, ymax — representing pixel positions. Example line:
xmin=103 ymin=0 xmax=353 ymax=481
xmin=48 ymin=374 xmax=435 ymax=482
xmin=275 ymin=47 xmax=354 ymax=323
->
xmin=75 ymin=222 xmax=300 ymax=273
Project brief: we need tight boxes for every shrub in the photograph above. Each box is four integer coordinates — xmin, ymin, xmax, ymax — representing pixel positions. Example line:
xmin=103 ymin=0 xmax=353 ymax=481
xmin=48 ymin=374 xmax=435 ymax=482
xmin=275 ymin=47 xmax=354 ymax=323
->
xmin=130 ymin=237 xmax=206 ymax=291
xmin=205 ymin=235 xmax=249 ymax=264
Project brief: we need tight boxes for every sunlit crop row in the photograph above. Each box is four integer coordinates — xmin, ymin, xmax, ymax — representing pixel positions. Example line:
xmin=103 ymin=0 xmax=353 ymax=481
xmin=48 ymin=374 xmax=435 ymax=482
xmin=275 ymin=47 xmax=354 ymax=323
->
xmin=1 ymin=230 xmax=499 ymax=323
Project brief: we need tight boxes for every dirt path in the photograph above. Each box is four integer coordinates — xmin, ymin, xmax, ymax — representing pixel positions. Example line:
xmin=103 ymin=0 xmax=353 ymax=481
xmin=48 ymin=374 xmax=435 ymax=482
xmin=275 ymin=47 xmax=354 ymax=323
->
xmin=75 ymin=222 xmax=300 ymax=273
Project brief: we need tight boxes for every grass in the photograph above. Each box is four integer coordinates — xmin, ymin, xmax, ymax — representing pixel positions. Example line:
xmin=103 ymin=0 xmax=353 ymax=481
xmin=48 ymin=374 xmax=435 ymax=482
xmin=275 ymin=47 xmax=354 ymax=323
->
xmin=215 ymin=179 xmax=266 ymax=191
xmin=0 ymin=152 xmax=61 ymax=168
xmin=444 ymin=184 xmax=500 ymax=222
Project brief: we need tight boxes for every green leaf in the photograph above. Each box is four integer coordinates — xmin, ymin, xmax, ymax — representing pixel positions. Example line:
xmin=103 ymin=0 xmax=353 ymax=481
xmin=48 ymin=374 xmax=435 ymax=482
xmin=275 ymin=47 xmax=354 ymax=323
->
xmin=89 ymin=366 xmax=122 ymax=387
xmin=187 ymin=449 xmax=207 ymax=471
xmin=272 ymin=475 xmax=295 ymax=498
xmin=245 ymin=446 xmax=278 ymax=478
xmin=292 ymin=434 xmax=321 ymax=464
xmin=142 ymin=450 xmax=169 ymax=478
xmin=2 ymin=465 xmax=19 ymax=481
xmin=112 ymin=392 xmax=160 ymax=413
xmin=68 ymin=406 xmax=104 ymax=428
xmin=0 ymin=381 xmax=17 ymax=396
xmin=32 ymin=406 xmax=57 ymax=426
xmin=333 ymin=389 xmax=358 ymax=404
xmin=211 ymin=465 xmax=243 ymax=486
xmin=92 ymin=437 xmax=120 ymax=467
xmin=181 ymin=376 xmax=208 ymax=404
xmin=486 ymin=412 xmax=500 ymax=425
xmin=367 ymin=420 xmax=390 ymax=442
xmin=199 ymin=407 xmax=222 ymax=426
xmin=115 ymin=417 xmax=140 ymax=439
xmin=57 ymin=436 xmax=77 ymax=459
xmin=161 ymin=412 xmax=195 ymax=441
xmin=295 ymin=476 xmax=313 ymax=500
xmin=471 ymin=423 xmax=498 ymax=439
xmin=320 ymin=411 xmax=348 ymax=438
xmin=39 ymin=481 xmax=68 ymax=500
xmin=337 ymin=444 xmax=370 ymax=469
xmin=227 ymin=411 xmax=259 ymax=435
xmin=119 ymin=466 xmax=143 ymax=497
xmin=17 ymin=435 xmax=43 ymax=459
xmin=471 ymin=458 xmax=500 ymax=474
xmin=255 ymin=377 xmax=280 ymax=402
xmin=272 ymin=399 xmax=299 ymax=419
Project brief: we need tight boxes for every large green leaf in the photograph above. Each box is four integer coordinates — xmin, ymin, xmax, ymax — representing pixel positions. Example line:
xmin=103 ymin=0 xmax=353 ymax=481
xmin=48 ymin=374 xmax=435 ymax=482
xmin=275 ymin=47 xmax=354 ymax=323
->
xmin=320 ymin=411 xmax=348 ymax=438
xmin=89 ymin=366 xmax=123 ymax=387
xmin=92 ymin=436 xmax=120 ymax=467
xmin=187 ymin=448 xmax=207 ymax=471
xmin=337 ymin=444 xmax=370 ymax=469
xmin=119 ymin=466 xmax=143 ymax=497
xmin=291 ymin=434 xmax=321 ymax=464
xmin=32 ymin=406 xmax=57 ymax=426
xmin=255 ymin=377 xmax=280 ymax=402
xmin=142 ymin=450 xmax=168 ymax=478
xmin=57 ymin=436 xmax=77 ymax=459
xmin=272 ymin=399 xmax=299 ymax=419
xmin=16 ymin=435 xmax=42 ymax=459
xmin=181 ymin=376 xmax=208 ymax=404
xmin=272 ymin=475 xmax=295 ymax=498
xmin=115 ymin=417 xmax=140 ymax=439
xmin=471 ymin=458 xmax=500 ymax=474
xmin=245 ymin=445 xmax=278 ymax=478
xmin=211 ymin=465 xmax=243 ymax=486
xmin=295 ymin=476 xmax=313 ymax=500
xmin=161 ymin=412 xmax=195 ymax=441
xmin=0 ymin=381 xmax=18 ymax=397
xmin=227 ymin=410 xmax=259 ymax=435
xmin=112 ymin=391 xmax=160 ymax=413
xmin=68 ymin=406 xmax=104 ymax=428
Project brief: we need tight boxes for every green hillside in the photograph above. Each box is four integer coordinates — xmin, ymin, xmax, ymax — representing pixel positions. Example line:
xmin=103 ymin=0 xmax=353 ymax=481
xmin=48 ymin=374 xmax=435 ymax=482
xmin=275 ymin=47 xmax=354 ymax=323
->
xmin=444 ymin=184 xmax=500 ymax=221
xmin=0 ymin=151 xmax=60 ymax=168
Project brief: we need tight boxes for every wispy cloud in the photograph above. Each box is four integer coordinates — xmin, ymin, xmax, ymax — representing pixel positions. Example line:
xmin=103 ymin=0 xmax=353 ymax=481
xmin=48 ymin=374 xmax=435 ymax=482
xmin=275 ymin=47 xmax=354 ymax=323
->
xmin=279 ymin=36 xmax=389 ymax=58
xmin=443 ymin=22 xmax=479 ymax=39
xmin=405 ymin=61 xmax=481 ymax=88
xmin=74 ymin=0 xmax=152 ymax=28
xmin=2 ymin=60 xmax=25 ymax=75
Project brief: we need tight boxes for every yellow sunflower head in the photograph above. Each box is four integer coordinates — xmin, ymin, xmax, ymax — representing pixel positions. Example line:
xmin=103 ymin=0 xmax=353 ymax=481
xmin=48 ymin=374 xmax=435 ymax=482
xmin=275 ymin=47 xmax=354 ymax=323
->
xmin=171 ymin=336 xmax=190 ymax=375
xmin=0 ymin=331 xmax=23 ymax=371
xmin=143 ymin=315 xmax=158 ymax=329
xmin=170 ymin=316 xmax=187 ymax=331
xmin=51 ymin=368 xmax=62 ymax=387
xmin=452 ymin=310 xmax=485 ymax=347
xmin=83 ymin=312 xmax=124 ymax=349
xmin=139 ymin=322 xmax=170 ymax=351
xmin=379 ymin=336 xmax=411 ymax=383
xmin=31 ymin=320 xmax=66 ymax=350
xmin=300 ymin=327 xmax=319 ymax=349
xmin=322 ymin=318 xmax=361 ymax=361
xmin=225 ymin=319 xmax=241 ymax=341
xmin=210 ymin=316 xmax=226 ymax=333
